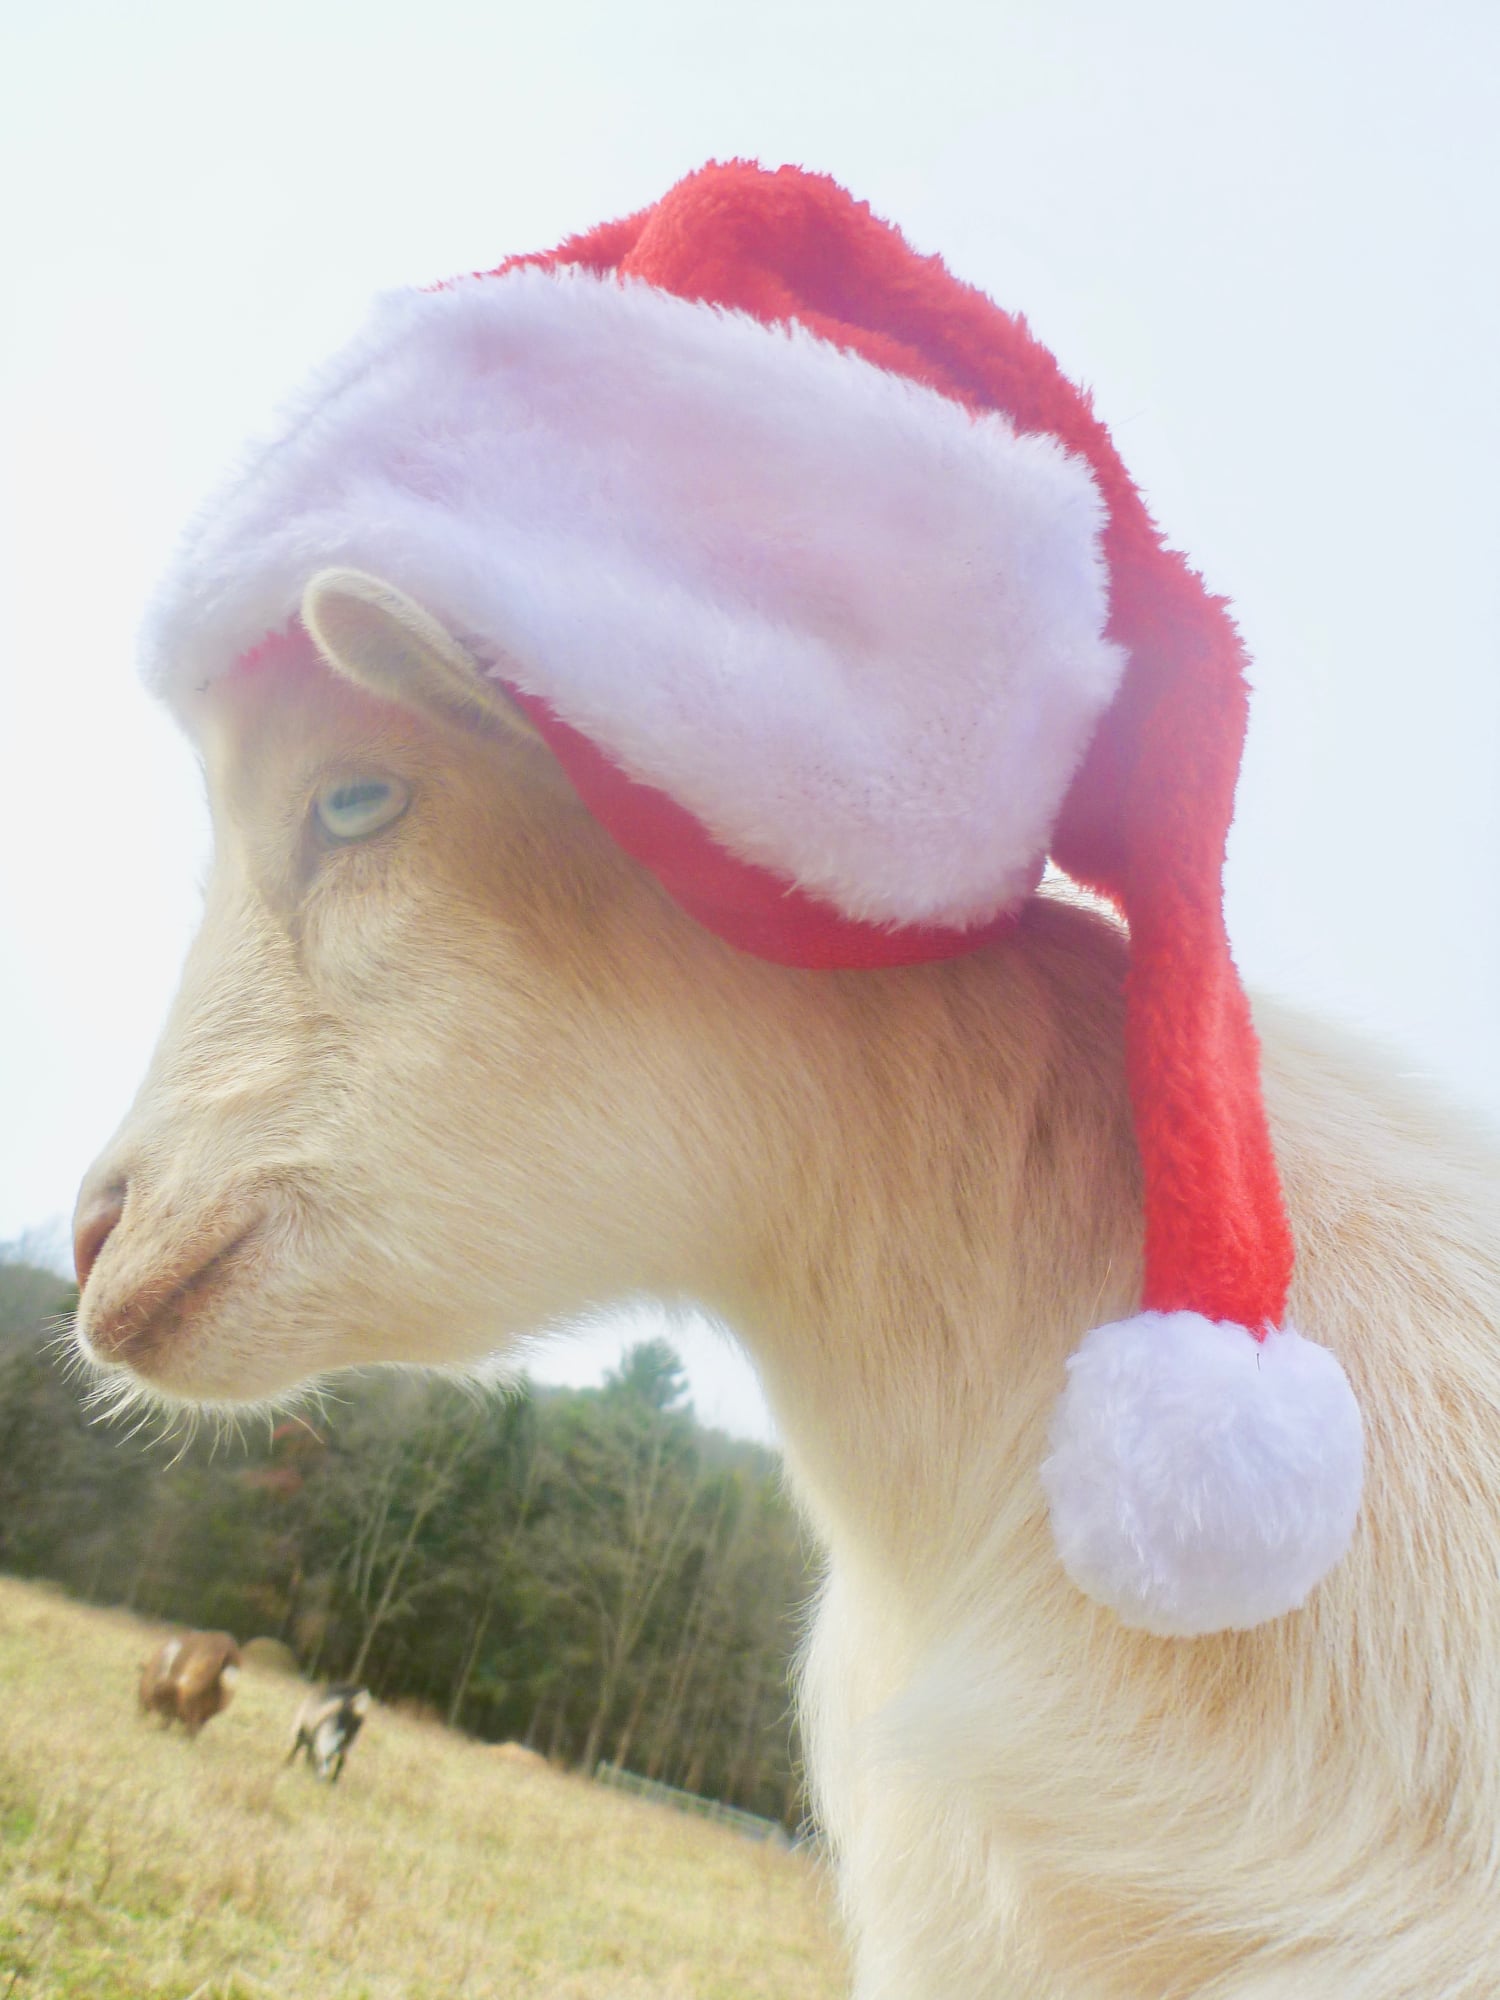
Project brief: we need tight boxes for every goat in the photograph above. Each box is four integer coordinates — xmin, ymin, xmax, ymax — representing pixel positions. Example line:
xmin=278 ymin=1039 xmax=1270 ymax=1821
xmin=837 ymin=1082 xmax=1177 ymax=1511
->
xmin=286 ymin=1683 xmax=370 ymax=1783
xmin=138 ymin=1630 xmax=241 ymax=1736
xmin=70 ymin=157 xmax=1500 ymax=1995
xmin=72 ymin=625 xmax=1500 ymax=1993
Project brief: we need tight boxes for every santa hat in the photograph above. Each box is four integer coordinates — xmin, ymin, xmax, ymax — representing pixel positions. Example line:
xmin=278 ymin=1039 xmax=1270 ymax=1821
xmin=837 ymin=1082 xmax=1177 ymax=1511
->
xmin=145 ymin=160 xmax=1363 ymax=1636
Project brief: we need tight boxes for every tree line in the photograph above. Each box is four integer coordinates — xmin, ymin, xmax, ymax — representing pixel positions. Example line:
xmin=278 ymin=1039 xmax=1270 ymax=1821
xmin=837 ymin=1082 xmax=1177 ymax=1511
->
xmin=0 ymin=1249 xmax=815 ymax=1828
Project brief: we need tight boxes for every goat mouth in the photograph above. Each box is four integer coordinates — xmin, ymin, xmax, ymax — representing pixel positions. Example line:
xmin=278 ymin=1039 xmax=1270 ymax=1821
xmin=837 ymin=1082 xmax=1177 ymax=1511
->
xmin=80 ymin=1222 xmax=264 ymax=1379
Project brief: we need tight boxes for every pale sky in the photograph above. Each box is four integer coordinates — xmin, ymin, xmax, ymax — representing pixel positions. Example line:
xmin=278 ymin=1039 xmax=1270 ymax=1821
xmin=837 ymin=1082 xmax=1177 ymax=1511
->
xmin=1 ymin=0 xmax=1496 ymax=1445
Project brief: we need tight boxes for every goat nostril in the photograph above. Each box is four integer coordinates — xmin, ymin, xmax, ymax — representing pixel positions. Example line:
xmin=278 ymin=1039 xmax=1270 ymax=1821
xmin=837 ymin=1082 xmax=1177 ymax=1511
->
xmin=73 ymin=1182 xmax=127 ymax=1291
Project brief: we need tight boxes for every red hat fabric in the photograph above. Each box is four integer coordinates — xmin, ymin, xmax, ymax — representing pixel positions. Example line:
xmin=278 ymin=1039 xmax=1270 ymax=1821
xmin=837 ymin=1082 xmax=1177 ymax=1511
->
xmin=485 ymin=162 xmax=1293 ymax=1334
xmin=500 ymin=689 xmax=1043 ymax=973
xmin=144 ymin=160 xmax=1363 ymax=1635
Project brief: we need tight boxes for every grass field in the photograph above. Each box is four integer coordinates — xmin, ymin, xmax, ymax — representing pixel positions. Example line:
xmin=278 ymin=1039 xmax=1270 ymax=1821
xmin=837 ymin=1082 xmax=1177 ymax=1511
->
xmin=0 ymin=1577 xmax=847 ymax=1999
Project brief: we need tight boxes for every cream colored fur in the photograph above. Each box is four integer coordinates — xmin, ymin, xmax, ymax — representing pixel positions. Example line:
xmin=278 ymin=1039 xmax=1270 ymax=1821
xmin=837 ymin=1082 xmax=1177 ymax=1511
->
xmin=76 ymin=599 xmax=1500 ymax=1996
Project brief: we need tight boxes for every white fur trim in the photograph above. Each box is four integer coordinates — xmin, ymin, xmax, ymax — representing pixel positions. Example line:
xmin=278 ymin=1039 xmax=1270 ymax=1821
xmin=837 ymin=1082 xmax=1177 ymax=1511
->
xmin=144 ymin=268 xmax=1125 ymax=929
xmin=1041 ymin=1312 xmax=1364 ymax=1637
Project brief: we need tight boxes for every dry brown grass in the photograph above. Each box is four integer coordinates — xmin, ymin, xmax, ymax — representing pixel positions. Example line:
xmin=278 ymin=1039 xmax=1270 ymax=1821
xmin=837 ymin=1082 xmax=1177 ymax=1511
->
xmin=0 ymin=1577 xmax=847 ymax=1998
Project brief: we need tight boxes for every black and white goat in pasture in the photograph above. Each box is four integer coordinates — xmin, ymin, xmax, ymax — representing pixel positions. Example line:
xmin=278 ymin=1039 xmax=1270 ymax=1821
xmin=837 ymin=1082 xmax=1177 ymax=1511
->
xmin=286 ymin=1683 xmax=370 ymax=1783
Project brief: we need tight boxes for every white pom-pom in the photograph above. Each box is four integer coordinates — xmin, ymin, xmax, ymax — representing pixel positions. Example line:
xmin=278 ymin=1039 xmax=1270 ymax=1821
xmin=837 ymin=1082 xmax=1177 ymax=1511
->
xmin=1040 ymin=1312 xmax=1364 ymax=1637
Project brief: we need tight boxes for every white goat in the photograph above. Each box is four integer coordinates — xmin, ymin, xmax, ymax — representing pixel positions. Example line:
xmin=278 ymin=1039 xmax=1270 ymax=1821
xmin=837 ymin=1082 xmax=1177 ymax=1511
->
xmin=71 ymin=593 xmax=1500 ymax=1995
xmin=67 ymin=151 xmax=1500 ymax=1998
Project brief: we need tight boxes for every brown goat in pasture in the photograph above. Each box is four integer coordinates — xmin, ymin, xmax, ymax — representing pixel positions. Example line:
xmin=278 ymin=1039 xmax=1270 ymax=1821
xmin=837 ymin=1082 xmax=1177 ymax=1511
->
xmin=137 ymin=1631 xmax=241 ymax=1736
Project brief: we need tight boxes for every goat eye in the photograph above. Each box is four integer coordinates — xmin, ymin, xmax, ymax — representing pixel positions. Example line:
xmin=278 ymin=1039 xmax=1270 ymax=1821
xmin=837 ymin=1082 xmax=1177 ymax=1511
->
xmin=314 ymin=777 xmax=410 ymax=842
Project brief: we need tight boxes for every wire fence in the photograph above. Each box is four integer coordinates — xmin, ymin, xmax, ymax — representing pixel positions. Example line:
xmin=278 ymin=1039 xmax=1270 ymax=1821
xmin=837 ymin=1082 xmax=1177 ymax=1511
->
xmin=594 ymin=1760 xmax=792 ymax=1846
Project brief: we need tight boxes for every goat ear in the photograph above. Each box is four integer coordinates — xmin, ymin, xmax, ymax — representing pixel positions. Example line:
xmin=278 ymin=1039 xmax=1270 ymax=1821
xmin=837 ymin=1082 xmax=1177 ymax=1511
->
xmin=300 ymin=568 xmax=541 ymax=745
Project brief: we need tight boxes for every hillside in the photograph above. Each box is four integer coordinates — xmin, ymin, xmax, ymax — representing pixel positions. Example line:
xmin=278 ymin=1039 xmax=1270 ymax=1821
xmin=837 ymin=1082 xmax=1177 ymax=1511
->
xmin=0 ymin=1577 xmax=847 ymax=1999
xmin=0 ymin=1275 xmax=812 ymax=1826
